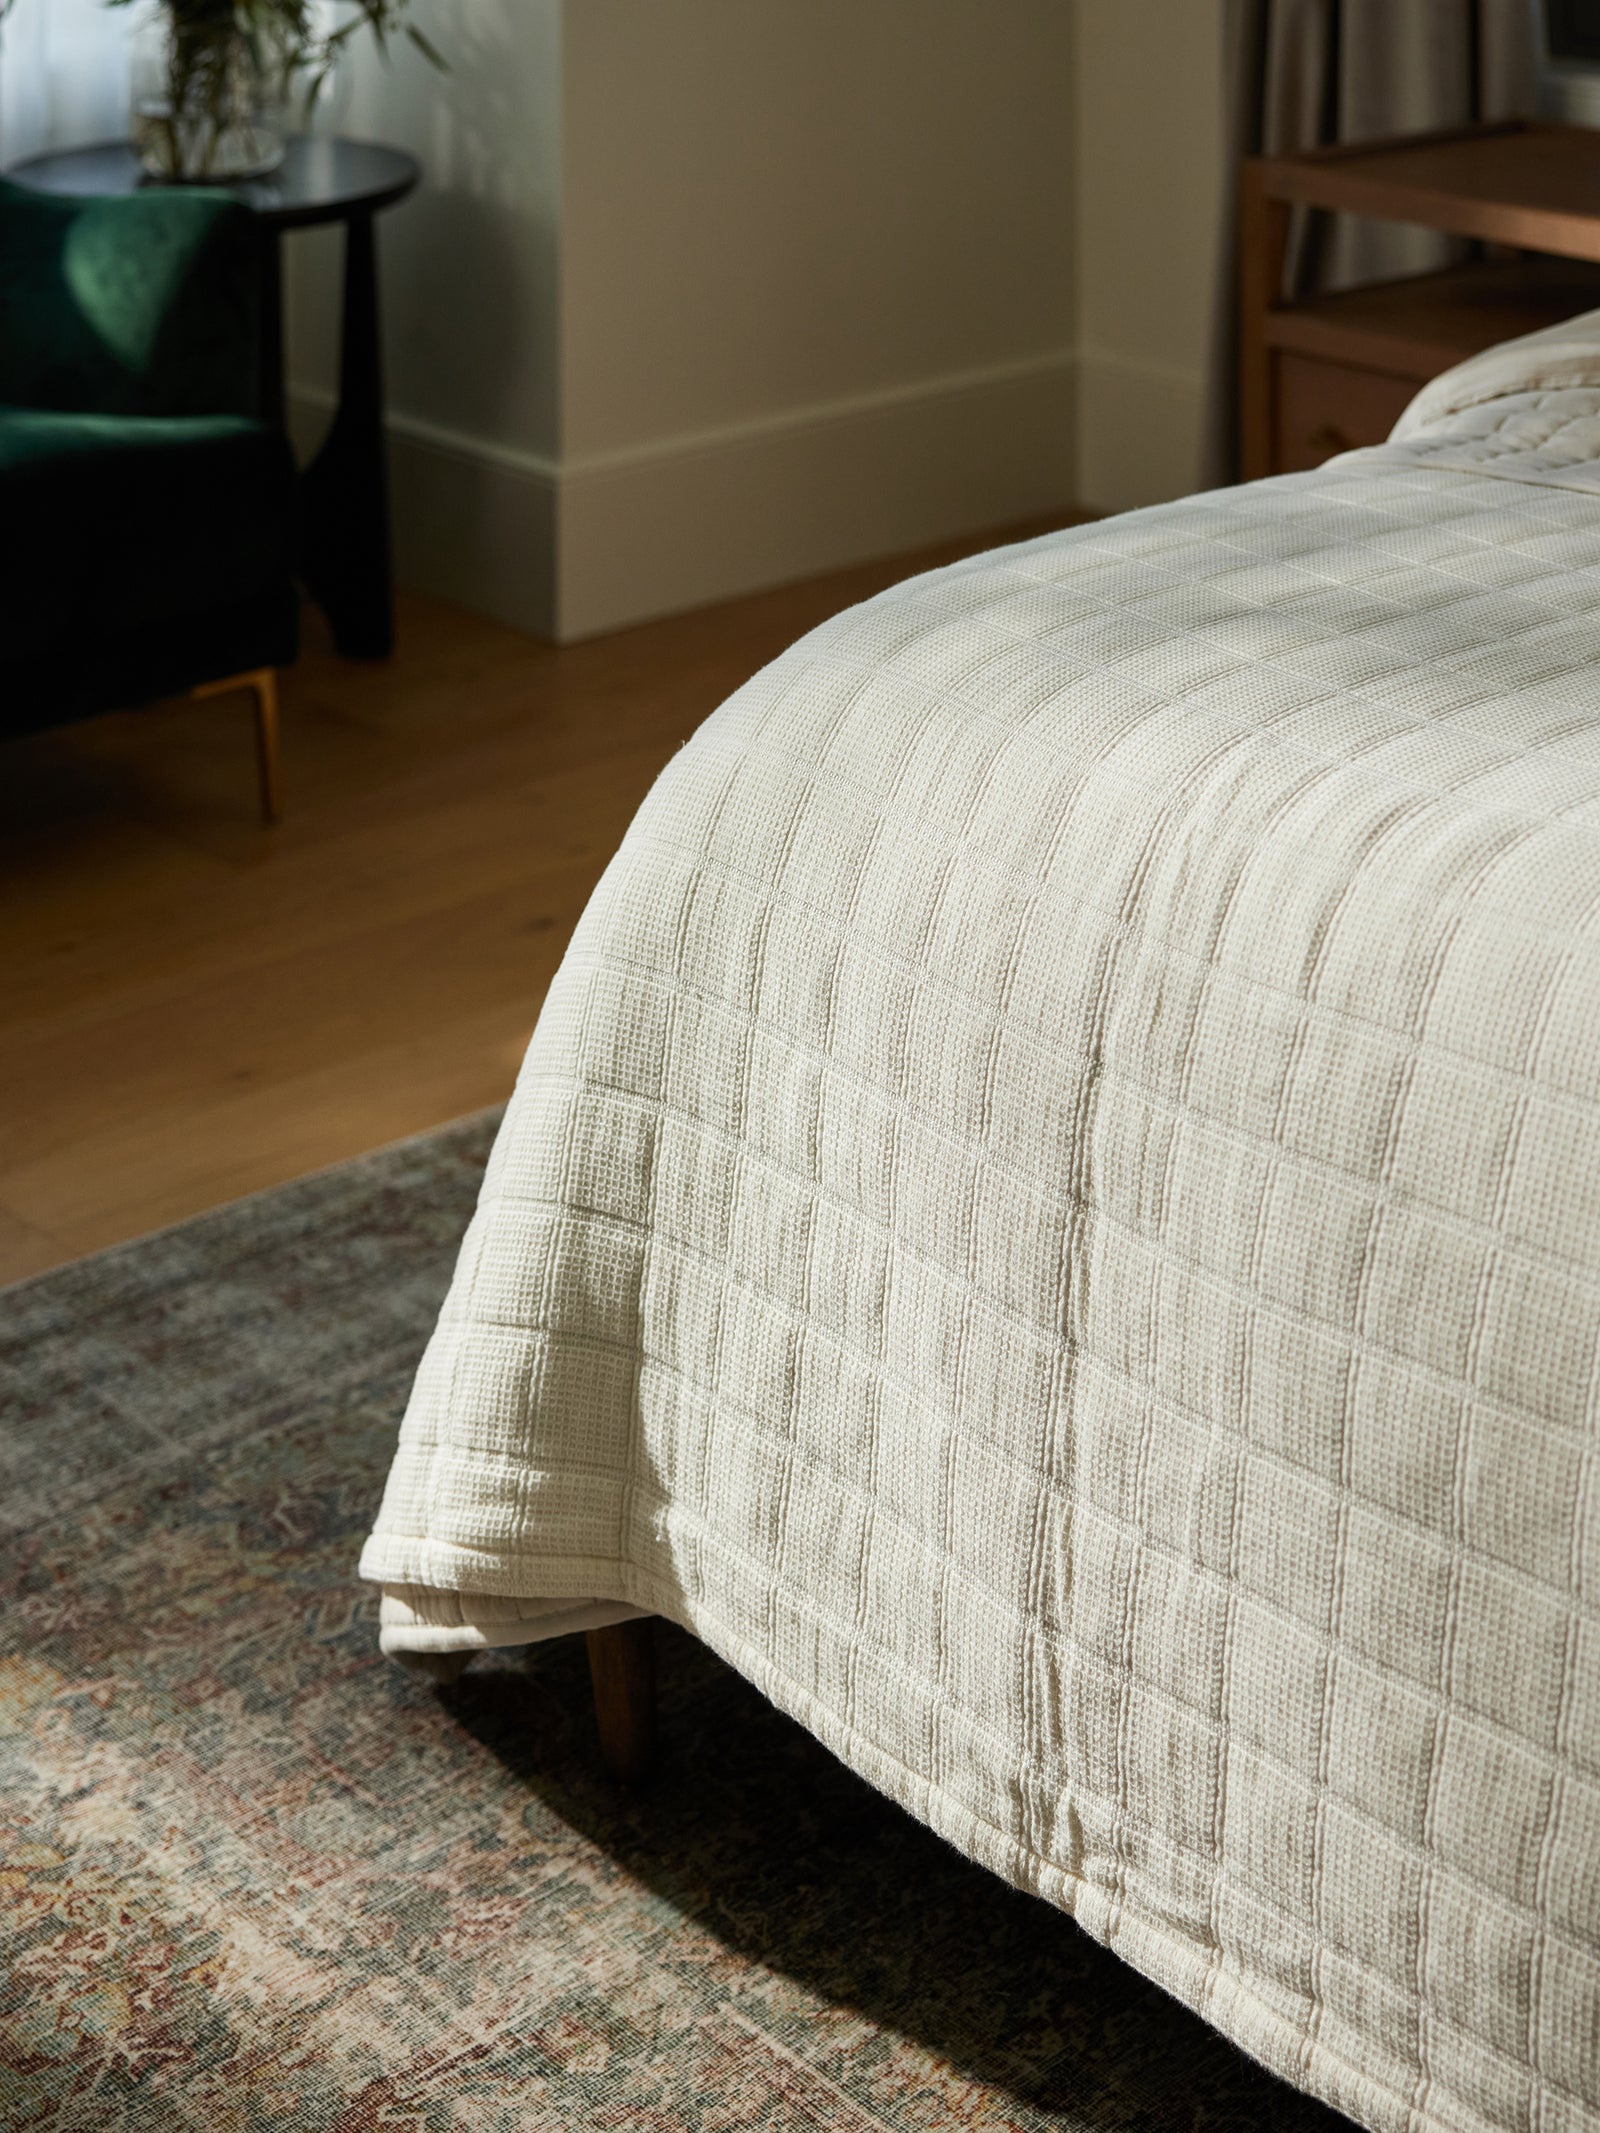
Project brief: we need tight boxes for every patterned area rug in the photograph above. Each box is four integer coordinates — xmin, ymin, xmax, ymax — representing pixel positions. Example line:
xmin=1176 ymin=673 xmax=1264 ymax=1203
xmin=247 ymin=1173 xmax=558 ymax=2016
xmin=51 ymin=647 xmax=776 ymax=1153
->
xmin=1 ymin=1113 xmax=1351 ymax=2132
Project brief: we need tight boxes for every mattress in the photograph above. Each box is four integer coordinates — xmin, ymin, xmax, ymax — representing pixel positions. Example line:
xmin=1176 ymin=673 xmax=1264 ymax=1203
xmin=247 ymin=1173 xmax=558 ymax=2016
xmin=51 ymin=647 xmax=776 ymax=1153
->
xmin=362 ymin=325 xmax=1600 ymax=2133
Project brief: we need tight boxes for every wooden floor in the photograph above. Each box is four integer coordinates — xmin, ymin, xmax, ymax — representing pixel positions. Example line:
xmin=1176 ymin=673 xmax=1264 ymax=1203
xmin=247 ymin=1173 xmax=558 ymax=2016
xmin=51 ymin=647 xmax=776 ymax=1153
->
xmin=1 ymin=520 xmax=1080 ymax=1285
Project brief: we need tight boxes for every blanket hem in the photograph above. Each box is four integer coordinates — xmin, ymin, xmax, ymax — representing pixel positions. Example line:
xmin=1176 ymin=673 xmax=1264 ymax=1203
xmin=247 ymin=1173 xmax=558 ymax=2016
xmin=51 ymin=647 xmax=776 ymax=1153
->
xmin=366 ymin=1552 xmax=1516 ymax=2133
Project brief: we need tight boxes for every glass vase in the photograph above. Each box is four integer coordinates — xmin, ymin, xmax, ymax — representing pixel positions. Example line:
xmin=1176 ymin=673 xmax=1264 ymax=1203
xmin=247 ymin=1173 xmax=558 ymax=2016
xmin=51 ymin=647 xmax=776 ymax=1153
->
xmin=129 ymin=8 xmax=287 ymax=183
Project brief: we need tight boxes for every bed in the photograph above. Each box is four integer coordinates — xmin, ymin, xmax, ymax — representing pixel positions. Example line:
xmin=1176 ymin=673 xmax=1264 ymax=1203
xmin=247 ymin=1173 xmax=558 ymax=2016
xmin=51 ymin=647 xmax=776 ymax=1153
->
xmin=361 ymin=321 xmax=1600 ymax=2133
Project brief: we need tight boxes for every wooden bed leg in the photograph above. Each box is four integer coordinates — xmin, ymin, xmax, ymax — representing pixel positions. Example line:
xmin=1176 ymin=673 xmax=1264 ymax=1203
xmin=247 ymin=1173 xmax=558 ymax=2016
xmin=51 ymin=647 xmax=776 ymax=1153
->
xmin=586 ymin=1618 xmax=656 ymax=1784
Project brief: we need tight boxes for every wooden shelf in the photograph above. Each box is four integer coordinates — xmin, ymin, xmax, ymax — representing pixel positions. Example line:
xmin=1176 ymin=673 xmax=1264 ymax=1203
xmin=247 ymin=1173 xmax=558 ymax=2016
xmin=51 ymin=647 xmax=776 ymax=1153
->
xmin=1260 ymin=121 xmax=1600 ymax=261
xmin=1241 ymin=123 xmax=1600 ymax=480
xmin=1264 ymin=255 xmax=1600 ymax=382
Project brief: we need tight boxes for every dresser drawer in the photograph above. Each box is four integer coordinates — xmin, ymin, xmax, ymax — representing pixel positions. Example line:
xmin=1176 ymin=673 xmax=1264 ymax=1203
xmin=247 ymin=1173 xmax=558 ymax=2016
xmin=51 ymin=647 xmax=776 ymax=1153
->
xmin=1273 ymin=354 xmax=1422 ymax=473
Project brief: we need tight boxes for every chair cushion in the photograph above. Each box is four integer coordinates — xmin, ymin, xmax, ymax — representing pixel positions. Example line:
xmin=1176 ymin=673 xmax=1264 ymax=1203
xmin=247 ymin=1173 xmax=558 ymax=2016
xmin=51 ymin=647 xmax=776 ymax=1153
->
xmin=0 ymin=405 xmax=298 ymax=737
xmin=0 ymin=179 xmax=261 ymax=419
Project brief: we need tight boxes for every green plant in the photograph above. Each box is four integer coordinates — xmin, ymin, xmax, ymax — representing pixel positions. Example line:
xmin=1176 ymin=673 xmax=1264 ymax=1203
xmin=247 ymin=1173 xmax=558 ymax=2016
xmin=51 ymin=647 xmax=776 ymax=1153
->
xmin=0 ymin=1 xmax=444 ymax=112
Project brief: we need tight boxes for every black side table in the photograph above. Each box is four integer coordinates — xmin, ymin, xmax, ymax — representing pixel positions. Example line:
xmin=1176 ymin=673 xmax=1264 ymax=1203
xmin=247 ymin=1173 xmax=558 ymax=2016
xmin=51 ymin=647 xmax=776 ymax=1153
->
xmin=8 ymin=135 xmax=420 ymax=659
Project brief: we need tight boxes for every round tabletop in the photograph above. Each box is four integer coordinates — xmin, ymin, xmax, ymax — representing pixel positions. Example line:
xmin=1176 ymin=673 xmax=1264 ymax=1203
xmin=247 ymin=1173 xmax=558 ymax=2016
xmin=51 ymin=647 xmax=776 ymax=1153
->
xmin=5 ymin=134 xmax=419 ymax=230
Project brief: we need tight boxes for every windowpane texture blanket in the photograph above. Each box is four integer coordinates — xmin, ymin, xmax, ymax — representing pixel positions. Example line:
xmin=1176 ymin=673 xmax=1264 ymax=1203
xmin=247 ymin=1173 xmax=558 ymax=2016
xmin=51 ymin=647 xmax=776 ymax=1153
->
xmin=363 ymin=327 xmax=1600 ymax=2133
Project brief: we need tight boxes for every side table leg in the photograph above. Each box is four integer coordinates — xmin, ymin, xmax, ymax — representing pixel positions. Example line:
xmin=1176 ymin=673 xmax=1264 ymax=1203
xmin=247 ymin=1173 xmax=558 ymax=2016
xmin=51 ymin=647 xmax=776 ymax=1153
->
xmin=259 ymin=225 xmax=286 ymax=430
xmin=300 ymin=210 xmax=396 ymax=658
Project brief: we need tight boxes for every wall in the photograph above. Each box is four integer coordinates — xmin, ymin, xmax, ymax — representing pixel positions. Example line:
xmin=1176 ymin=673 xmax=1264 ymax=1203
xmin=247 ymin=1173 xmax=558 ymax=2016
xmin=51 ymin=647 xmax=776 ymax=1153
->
xmin=285 ymin=1 xmax=1227 ymax=639
xmin=1072 ymin=0 xmax=1228 ymax=514
xmin=285 ymin=0 xmax=564 ymax=635
xmin=287 ymin=0 xmax=1077 ymax=642
xmin=556 ymin=0 xmax=1077 ymax=638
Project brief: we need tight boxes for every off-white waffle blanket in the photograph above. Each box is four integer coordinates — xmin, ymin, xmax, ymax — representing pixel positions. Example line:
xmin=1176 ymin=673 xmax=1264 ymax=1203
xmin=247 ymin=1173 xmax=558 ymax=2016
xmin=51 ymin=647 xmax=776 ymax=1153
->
xmin=363 ymin=329 xmax=1600 ymax=2133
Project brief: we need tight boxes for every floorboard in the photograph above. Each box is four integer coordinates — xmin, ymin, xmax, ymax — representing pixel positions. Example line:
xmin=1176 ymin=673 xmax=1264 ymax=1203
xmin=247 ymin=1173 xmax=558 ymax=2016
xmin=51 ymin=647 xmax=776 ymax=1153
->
xmin=1 ymin=517 xmax=1085 ymax=1284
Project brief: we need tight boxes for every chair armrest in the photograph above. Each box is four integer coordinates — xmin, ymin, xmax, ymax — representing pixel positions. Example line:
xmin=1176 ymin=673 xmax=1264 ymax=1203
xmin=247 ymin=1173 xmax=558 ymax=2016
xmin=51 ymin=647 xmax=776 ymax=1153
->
xmin=0 ymin=176 xmax=263 ymax=419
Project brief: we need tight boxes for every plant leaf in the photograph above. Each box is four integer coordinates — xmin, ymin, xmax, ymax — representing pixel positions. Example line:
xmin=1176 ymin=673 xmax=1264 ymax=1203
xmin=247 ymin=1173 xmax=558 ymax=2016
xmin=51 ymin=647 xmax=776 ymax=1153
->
xmin=406 ymin=23 xmax=445 ymax=69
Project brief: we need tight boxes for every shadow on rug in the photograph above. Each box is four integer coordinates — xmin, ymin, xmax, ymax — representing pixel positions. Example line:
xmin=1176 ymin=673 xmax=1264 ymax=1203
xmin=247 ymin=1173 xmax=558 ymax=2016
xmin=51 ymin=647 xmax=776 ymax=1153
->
xmin=0 ymin=1112 xmax=1351 ymax=2132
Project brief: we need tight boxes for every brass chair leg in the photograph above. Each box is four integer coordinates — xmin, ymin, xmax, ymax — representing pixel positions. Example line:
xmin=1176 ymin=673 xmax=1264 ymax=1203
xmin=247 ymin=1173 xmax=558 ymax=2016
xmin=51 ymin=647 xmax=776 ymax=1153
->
xmin=250 ymin=668 xmax=281 ymax=825
xmin=192 ymin=666 xmax=281 ymax=824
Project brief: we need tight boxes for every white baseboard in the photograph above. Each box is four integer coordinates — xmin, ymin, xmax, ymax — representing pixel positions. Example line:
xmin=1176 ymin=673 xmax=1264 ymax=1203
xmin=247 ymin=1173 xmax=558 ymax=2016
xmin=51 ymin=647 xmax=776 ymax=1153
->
xmin=556 ymin=353 xmax=1077 ymax=641
xmin=1074 ymin=350 xmax=1209 ymax=516
xmin=291 ymin=351 xmax=1077 ymax=643
xmin=286 ymin=393 xmax=559 ymax=642
xmin=391 ymin=424 xmax=560 ymax=644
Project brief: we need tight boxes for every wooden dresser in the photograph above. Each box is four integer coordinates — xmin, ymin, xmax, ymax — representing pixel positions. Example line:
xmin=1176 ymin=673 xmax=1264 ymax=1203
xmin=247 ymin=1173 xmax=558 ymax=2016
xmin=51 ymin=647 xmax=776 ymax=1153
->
xmin=1240 ymin=122 xmax=1600 ymax=481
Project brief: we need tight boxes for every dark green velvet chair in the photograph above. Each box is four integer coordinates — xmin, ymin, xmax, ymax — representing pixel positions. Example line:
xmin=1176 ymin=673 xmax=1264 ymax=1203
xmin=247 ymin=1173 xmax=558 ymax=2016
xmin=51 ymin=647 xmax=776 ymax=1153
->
xmin=0 ymin=176 xmax=298 ymax=819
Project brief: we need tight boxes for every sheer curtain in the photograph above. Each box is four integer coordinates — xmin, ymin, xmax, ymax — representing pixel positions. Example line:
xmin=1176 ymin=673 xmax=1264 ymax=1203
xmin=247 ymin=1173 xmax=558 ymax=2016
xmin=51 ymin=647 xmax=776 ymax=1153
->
xmin=0 ymin=0 xmax=135 ymax=167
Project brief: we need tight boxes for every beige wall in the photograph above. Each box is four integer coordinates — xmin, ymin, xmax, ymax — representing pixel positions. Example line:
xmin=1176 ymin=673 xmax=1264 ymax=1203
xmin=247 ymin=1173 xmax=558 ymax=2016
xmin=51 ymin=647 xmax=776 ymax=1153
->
xmin=1073 ymin=0 xmax=1227 ymax=513
xmin=555 ymin=0 xmax=1077 ymax=636
xmin=561 ymin=0 xmax=1076 ymax=456
xmin=288 ymin=1 xmax=1225 ymax=640
xmin=287 ymin=0 xmax=1077 ymax=641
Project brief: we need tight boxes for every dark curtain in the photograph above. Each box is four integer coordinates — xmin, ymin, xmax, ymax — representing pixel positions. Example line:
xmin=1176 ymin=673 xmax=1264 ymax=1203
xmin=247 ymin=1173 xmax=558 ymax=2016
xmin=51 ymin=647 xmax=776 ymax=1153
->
xmin=1204 ymin=0 xmax=1539 ymax=486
